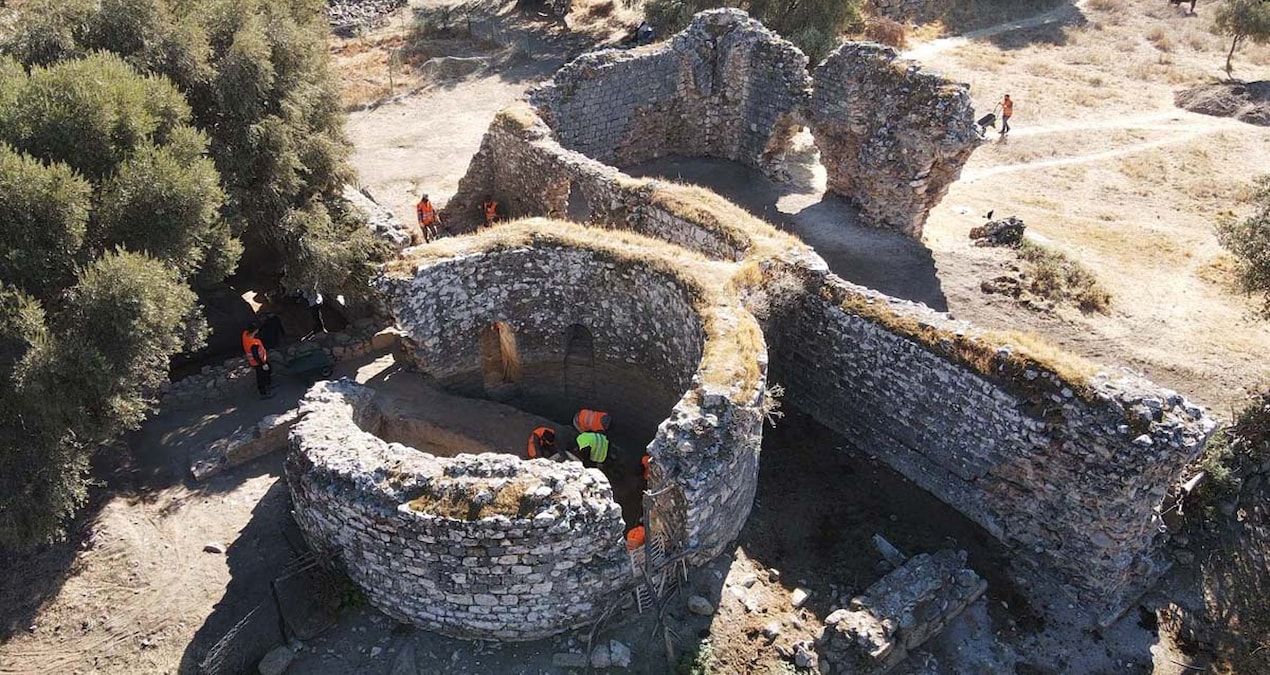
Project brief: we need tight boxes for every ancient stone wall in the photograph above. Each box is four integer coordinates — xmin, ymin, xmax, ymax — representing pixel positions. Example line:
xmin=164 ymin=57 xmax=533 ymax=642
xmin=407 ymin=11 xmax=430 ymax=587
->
xmin=286 ymin=379 xmax=631 ymax=640
xmin=379 ymin=244 xmax=704 ymax=389
xmin=441 ymin=107 xmax=753 ymax=260
xmin=765 ymin=265 xmax=1215 ymax=618
xmin=160 ymin=321 xmax=397 ymax=410
xmin=530 ymin=9 xmax=810 ymax=176
xmin=809 ymin=42 xmax=980 ymax=238
xmin=378 ymin=223 xmax=769 ymax=566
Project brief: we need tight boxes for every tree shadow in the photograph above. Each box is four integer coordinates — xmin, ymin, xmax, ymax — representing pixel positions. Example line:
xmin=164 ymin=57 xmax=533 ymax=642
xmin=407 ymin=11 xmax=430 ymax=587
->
xmin=986 ymin=18 xmax=1081 ymax=50
xmin=623 ymin=155 xmax=951 ymax=312
xmin=939 ymin=0 xmax=1070 ymax=35
xmin=177 ymin=479 xmax=326 ymax=674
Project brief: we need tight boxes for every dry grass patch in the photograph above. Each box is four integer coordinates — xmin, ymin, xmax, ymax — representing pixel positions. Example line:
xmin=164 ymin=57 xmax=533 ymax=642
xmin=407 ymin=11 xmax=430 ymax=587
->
xmin=1146 ymin=25 xmax=1174 ymax=53
xmin=407 ymin=479 xmax=537 ymax=520
xmin=864 ymin=17 xmax=908 ymax=48
xmin=831 ymin=287 xmax=1102 ymax=401
xmin=1017 ymin=239 xmax=1113 ymax=313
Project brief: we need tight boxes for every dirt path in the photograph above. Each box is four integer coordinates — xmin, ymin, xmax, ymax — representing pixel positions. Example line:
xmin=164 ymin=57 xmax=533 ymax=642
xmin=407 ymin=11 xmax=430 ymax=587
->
xmin=961 ymin=109 xmax=1245 ymax=181
xmin=903 ymin=0 xmax=1089 ymax=60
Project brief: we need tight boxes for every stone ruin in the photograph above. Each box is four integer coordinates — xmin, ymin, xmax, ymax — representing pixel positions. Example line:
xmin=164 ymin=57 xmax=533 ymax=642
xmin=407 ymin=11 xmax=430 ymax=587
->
xmin=283 ymin=8 xmax=1216 ymax=667
xmin=445 ymin=9 xmax=980 ymax=240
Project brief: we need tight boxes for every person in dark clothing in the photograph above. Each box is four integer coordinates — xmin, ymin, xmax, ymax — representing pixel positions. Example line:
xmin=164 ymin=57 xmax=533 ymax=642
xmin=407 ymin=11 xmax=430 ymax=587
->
xmin=242 ymin=322 xmax=274 ymax=399
xmin=303 ymin=288 xmax=326 ymax=337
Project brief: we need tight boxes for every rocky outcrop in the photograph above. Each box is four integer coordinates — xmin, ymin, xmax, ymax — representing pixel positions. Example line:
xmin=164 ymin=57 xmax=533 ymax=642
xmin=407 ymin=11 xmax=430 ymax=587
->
xmin=809 ymin=42 xmax=981 ymax=238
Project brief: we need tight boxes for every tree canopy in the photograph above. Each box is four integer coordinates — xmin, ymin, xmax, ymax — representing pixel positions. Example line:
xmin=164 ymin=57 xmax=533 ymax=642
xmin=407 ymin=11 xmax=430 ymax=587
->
xmin=1214 ymin=0 xmax=1270 ymax=77
xmin=1218 ymin=175 xmax=1270 ymax=318
xmin=644 ymin=0 xmax=861 ymax=65
xmin=0 ymin=0 xmax=378 ymax=549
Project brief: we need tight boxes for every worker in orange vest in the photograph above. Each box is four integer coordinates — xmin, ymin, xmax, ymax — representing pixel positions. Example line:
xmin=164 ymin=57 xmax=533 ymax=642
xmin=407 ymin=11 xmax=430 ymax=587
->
xmin=641 ymin=454 xmax=651 ymax=481
xmin=416 ymin=193 xmax=441 ymax=243
xmin=573 ymin=409 xmax=612 ymax=433
xmin=527 ymin=426 xmax=558 ymax=460
xmin=998 ymin=94 xmax=1013 ymax=136
xmin=242 ymin=322 xmax=273 ymax=399
xmin=480 ymin=197 xmax=499 ymax=228
xmin=625 ymin=524 xmax=646 ymax=550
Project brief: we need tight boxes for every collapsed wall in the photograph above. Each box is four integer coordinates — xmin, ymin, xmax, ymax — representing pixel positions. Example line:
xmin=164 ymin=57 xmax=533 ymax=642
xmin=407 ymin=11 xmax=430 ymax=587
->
xmin=809 ymin=42 xmax=980 ymax=238
xmin=286 ymin=379 xmax=630 ymax=640
xmin=441 ymin=104 xmax=757 ymax=259
xmin=530 ymin=9 xmax=810 ymax=176
xmin=762 ymin=259 xmax=1214 ymax=619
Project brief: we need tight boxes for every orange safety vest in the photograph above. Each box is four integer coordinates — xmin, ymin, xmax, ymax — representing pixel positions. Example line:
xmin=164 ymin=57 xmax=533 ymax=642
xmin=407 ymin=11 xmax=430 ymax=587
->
xmin=626 ymin=525 xmax=646 ymax=550
xmin=573 ymin=409 xmax=611 ymax=433
xmin=1002 ymin=98 xmax=1013 ymax=116
xmin=482 ymin=200 xmax=498 ymax=222
xmin=416 ymin=200 xmax=437 ymax=226
xmin=527 ymin=426 xmax=555 ymax=459
xmin=242 ymin=330 xmax=266 ymax=367
xmin=641 ymin=455 xmax=651 ymax=480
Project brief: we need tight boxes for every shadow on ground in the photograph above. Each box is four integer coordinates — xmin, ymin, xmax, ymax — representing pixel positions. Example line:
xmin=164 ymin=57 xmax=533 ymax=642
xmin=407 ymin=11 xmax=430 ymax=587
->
xmin=624 ymin=156 xmax=951 ymax=312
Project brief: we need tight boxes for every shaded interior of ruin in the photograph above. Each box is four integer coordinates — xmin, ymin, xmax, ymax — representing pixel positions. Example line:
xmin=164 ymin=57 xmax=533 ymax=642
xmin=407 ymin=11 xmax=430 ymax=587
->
xmin=384 ymin=247 xmax=712 ymax=531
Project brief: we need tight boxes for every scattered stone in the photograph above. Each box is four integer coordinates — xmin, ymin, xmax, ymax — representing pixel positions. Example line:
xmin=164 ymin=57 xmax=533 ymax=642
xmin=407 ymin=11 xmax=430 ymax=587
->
xmin=552 ymin=652 xmax=588 ymax=668
xmin=794 ymin=641 xmax=817 ymax=669
xmin=791 ymin=587 xmax=812 ymax=609
xmin=590 ymin=641 xmax=613 ymax=668
xmin=370 ymin=646 xmax=383 ymax=658
xmin=873 ymin=533 xmax=907 ymax=567
xmin=1175 ymin=551 xmax=1195 ymax=566
xmin=738 ymin=573 xmax=759 ymax=588
xmin=762 ymin=621 xmax=782 ymax=639
xmin=820 ymin=550 xmax=986 ymax=673
xmin=258 ymin=645 xmax=296 ymax=675
xmin=969 ymin=216 xmax=1026 ymax=247
xmin=203 ymin=542 xmax=227 ymax=554
xmin=609 ymin=640 xmax=632 ymax=668
xmin=688 ymin=595 xmax=716 ymax=616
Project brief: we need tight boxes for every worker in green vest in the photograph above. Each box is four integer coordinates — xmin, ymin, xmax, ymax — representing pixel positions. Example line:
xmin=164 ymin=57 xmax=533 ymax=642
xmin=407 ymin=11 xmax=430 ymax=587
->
xmin=574 ymin=432 xmax=610 ymax=469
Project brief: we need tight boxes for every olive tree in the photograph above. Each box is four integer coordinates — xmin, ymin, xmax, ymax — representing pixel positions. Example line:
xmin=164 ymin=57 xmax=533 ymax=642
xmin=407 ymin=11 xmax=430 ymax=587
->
xmin=1218 ymin=175 xmax=1270 ymax=317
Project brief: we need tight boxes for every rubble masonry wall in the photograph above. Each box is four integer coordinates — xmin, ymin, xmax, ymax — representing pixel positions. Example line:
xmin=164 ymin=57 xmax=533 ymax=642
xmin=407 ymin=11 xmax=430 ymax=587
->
xmin=767 ymin=268 xmax=1214 ymax=617
xmin=530 ymin=9 xmax=810 ymax=177
xmin=441 ymin=109 xmax=753 ymax=260
xmin=374 ymin=228 xmax=768 ymax=569
xmin=808 ymin=42 xmax=981 ymax=238
xmin=287 ymin=380 xmax=630 ymax=640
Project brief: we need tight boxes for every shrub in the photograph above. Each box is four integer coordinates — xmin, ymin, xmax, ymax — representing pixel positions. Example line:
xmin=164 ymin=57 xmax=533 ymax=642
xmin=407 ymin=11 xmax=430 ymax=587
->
xmin=645 ymin=0 xmax=863 ymax=65
xmin=1194 ymin=392 xmax=1270 ymax=503
xmin=1217 ymin=175 xmax=1270 ymax=317
xmin=0 ymin=146 xmax=92 ymax=304
xmin=1017 ymin=240 xmax=1113 ymax=313
xmin=1213 ymin=0 xmax=1270 ymax=77
xmin=864 ymin=17 xmax=908 ymax=48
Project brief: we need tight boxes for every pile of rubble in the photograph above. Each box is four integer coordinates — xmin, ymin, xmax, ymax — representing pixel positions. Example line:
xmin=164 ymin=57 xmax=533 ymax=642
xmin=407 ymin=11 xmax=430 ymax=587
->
xmin=969 ymin=215 xmax=1026 ymax=247
xmin=327 ymin=0 xmax=406 ymax=35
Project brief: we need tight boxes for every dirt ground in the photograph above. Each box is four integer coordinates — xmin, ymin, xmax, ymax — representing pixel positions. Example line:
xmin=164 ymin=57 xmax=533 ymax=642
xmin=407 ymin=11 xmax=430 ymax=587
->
xmin=5 ymin=0 xmax=1270 ymax=673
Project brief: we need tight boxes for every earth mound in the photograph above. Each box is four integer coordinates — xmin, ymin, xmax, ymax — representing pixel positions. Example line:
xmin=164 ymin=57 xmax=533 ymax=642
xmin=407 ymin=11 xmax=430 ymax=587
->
xmin=1175 ymin=81 xmax=1270 ymax=126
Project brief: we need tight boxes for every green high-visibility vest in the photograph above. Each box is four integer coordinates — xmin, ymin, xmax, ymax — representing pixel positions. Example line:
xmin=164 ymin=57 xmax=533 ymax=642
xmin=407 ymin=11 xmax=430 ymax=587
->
xmin=577 ymin=432 xmax=609 ymax=464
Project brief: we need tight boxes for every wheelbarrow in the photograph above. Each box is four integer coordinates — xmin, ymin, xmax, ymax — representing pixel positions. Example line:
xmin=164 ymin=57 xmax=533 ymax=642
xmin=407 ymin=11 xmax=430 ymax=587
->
xmin=282 ymin=347 xmax=335 ymax=383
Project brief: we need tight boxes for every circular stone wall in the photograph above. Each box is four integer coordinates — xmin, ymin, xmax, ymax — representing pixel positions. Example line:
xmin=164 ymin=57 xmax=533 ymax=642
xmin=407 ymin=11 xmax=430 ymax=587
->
xmin=286 ymin=379 xmax=631 ymax=640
